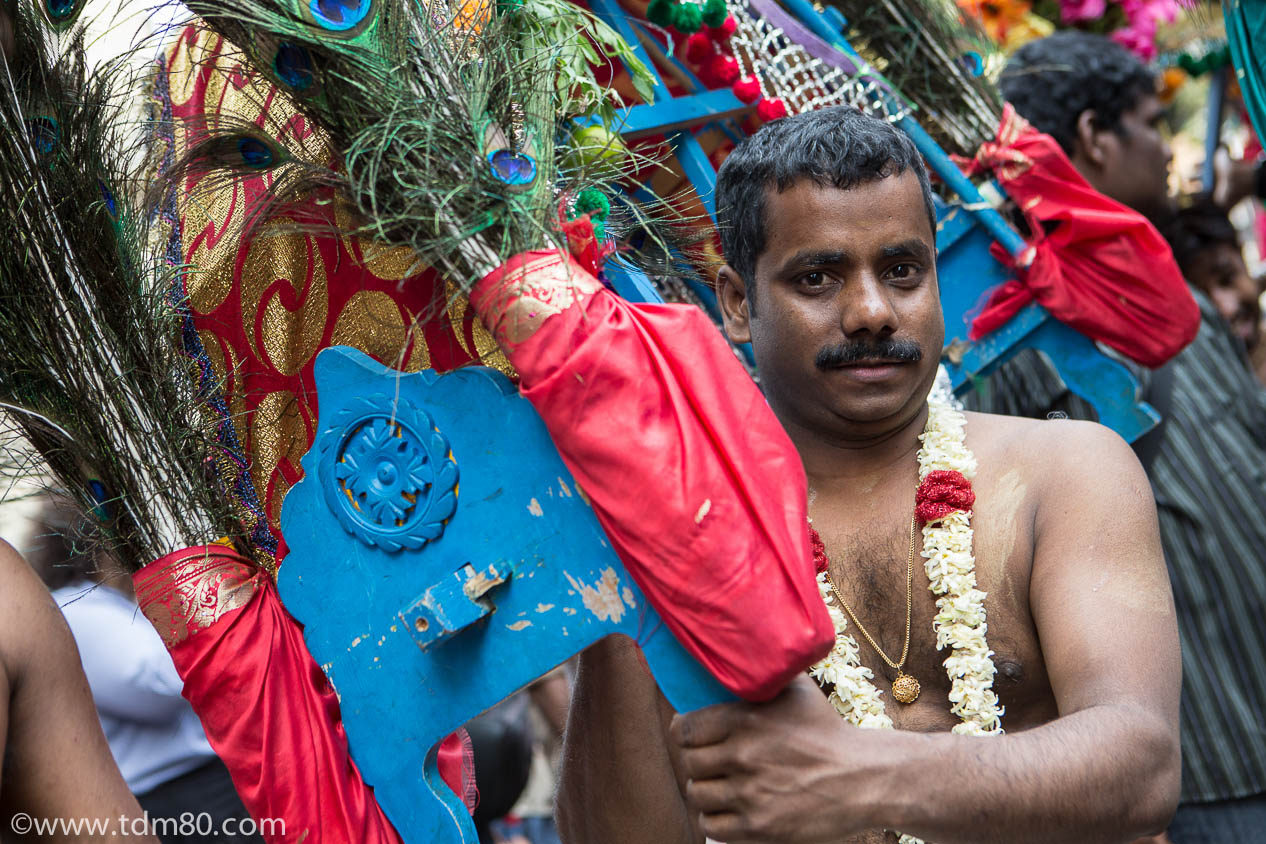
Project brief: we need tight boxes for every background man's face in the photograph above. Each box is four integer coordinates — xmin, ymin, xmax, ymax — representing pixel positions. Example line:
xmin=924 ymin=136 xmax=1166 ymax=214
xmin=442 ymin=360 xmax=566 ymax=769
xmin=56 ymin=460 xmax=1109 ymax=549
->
xmin=1187 ymin=242 xmax=1261 ymax=349
xmin=741 ymin=172 xmax=944 ymax=437
xmin=1086 ymin=94 xmax=1173 ymax=220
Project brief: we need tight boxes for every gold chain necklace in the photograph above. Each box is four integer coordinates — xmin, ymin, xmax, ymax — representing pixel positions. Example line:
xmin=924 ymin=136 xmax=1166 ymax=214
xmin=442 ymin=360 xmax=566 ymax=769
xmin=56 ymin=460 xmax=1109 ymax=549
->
xmin=823 ymin=512 xmax=921 ymax=704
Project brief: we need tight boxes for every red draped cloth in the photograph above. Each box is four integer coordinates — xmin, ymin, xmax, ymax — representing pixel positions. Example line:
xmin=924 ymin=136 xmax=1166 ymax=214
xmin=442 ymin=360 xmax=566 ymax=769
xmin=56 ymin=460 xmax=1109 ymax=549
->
xmin=965 ymin=105 xmax=1199 ymax=368
xmin=134 ymin=547 xmax=472 ymax=843
xmin=472 ymin=251 xmax=834 ymax=701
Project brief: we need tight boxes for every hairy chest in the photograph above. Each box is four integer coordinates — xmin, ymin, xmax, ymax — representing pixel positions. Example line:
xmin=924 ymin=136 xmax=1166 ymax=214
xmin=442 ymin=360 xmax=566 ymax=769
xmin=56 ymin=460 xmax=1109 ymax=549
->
xmin=818 ymin=471 xmax=1057 ymax=731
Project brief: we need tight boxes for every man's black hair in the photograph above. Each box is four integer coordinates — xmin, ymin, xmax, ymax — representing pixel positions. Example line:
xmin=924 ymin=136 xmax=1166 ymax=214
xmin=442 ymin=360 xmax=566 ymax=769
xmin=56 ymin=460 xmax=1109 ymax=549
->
xmin=1157 ymin=198 xmax=1241 ymax=278
xmin=1000 ymin=31 xmax=1157 ymax=156
xmin=715 ymin=105 xmax=936 ymax=290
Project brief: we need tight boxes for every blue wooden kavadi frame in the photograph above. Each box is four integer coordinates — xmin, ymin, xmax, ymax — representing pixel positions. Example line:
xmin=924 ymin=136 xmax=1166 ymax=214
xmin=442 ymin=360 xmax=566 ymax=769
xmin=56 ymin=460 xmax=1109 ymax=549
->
xmin=276 ymin=3 xmax=1158 ymax=841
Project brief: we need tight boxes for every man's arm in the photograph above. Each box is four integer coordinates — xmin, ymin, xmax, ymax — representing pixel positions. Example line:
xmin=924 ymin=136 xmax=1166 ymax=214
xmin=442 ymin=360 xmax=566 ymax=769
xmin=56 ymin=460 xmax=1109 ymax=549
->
xmin=555 ymin=635 xmax=701 ymax=844
xmin=672 ymin=421 xmax=1180 ymax=844
xmin=0 ymin=541 xmax=158 ymax=841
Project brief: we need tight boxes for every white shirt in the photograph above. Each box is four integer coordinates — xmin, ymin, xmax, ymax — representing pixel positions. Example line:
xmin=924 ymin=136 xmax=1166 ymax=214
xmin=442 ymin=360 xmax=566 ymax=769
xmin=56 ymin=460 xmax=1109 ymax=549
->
xmin=53 ymin=581 xmax=215 ymax=795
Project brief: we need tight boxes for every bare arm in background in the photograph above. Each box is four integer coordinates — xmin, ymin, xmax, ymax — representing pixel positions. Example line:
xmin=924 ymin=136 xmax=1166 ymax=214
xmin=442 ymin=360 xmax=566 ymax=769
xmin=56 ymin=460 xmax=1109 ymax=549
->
xmin=0 ymin=541 xmax=158 ymax=843
xmin=556 ymin=636 xmax=701 ymax=844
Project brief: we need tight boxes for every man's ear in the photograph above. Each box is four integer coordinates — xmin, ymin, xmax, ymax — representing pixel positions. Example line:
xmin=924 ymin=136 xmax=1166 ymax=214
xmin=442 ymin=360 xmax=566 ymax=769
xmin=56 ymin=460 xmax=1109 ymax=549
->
xmin=1073 ymin=109 xmax=1108 ymax=168
xmin=717 ymin=264 xmax=752 ymax=345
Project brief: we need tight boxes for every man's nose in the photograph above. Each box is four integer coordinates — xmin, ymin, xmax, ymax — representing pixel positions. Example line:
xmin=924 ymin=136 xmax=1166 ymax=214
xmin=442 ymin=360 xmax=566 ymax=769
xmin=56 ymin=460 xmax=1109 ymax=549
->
xmin=840 ymin=276 xmax=898 ymax=337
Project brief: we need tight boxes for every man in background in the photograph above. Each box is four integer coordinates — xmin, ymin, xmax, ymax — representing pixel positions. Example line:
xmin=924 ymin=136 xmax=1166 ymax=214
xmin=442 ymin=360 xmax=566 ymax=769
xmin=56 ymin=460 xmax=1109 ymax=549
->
xmin=972 ymin=30 xmax=1266 ymax=843
xmin=1157 ymin=199 xmax=1261 ymax=377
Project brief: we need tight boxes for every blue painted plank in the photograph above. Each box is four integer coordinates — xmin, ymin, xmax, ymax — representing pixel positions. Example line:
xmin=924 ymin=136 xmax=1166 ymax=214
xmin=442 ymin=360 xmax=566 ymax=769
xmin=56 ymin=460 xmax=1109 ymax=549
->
xmin=582 ymin=88 xmax=753 ymax=139
xmin=604 ymin=256 xmax=665 ymax=303
xmin=277 ymin=348 xmax=734 ymax=844
xmin=669 ymin=130 xmax=719 ymax=222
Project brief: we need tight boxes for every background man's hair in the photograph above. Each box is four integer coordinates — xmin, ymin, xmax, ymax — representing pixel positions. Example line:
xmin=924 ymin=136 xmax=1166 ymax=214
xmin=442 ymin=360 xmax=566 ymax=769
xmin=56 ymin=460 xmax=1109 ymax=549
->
xmin=1157 ymin=198 xmax=1241 ymax=278
xmin=715 ymin=105 xmax=936 ymax=290
xmin=1000 ymin=31 xmax=1156 ymax=156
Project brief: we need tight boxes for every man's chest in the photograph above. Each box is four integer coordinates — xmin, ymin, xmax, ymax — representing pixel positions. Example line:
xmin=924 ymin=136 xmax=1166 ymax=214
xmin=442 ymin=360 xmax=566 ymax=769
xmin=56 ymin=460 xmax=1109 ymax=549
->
xmin=819 ymin=483 xmax=1057 ymax=730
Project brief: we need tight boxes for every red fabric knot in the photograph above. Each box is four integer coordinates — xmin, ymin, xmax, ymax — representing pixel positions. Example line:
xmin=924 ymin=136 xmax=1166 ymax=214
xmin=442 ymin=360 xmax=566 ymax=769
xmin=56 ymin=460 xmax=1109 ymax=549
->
xmin=915 ymin=470 xmax=975 ymax=524
xmin=808 ymin=524 xmax=829 ymax=575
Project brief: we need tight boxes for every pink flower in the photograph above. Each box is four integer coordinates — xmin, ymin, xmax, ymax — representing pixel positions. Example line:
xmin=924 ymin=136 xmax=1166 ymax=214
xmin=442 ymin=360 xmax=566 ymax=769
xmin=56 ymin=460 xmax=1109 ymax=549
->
xmin=1110 ymin=19 xmax=1158 ymax=59
xmin=1058 ymin=0 xmax=1107 ymax=22
xmin=1119 ymin=0 xmax=1178 ymax=26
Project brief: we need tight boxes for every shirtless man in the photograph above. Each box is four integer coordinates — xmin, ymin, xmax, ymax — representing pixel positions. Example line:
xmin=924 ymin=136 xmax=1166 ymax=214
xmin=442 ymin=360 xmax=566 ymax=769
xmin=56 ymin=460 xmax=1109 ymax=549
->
xmin=556 ymin=106 xmax=1181 ymax=844
xmin=1 ymin=540 xmax=158 ymax=841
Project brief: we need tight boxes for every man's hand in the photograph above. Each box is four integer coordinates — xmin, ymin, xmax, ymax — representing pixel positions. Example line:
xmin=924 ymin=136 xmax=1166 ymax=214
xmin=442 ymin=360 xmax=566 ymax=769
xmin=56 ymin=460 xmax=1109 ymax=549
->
xmin=670 ymin=674 xmax=879 ymax=844
xmin=1212 ymin=148 xmax=1262 ymax=209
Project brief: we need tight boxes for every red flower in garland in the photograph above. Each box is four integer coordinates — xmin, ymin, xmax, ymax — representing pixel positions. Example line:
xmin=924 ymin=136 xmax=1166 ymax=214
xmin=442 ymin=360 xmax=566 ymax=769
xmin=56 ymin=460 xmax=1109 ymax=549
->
xmin=915 ymin=470 xmax=975 ymax=524
xmin=808 ymin=524 xmax=829 ymax=575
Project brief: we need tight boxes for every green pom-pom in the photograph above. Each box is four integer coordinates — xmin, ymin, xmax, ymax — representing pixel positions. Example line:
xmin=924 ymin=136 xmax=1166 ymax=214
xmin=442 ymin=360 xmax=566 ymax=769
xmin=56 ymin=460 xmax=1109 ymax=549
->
xmin=496 ymin=0 xmax=525 ymax=13
xmin=673 ymin=1 xmax=703 ymax=32
xmin=646 ymin=0 xmax=677 ymax=28
xmin=574 ymin=188 xmax=611 ymax=222
xmin=592 ymin=220 xmax=607 ymax=242
xmin=701 ymin=0 xmax=727 ymax=28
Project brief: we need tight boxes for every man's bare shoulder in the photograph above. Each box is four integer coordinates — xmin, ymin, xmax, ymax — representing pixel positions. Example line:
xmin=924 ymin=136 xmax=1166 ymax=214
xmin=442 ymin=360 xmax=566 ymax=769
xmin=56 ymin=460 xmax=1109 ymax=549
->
xmin=963 ymin=409 xmax=1144 ymax=484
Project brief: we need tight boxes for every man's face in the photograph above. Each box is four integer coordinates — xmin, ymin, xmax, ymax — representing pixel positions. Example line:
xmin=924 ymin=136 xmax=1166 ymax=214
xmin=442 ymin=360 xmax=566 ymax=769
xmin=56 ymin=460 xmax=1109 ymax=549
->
xmin=719 ymin=172 xmax=943 ymax=440
xmin=1085 ymin=95 xmax=1173 ymax=220
xmin=1187 ymin=242 xmax=1261 ymax=349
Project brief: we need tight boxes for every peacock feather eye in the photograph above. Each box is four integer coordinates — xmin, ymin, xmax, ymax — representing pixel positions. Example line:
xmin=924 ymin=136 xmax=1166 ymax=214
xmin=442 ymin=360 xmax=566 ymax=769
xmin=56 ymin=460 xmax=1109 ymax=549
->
xmin=958 ymin=52 xmax=984 ymax=78
xmin=26 ymin=116 xmax=58 ymax=157
xmin=306 ymin=0 xmax=374 ymax=33
xmin=487 ymin=148 xmax=537 ymax=189
xmin=237 ymin=136 xmax=276 ymax=169
xmin=43 ymin=0 xmax=82 ymax=27
xmin=273 ymin=41 xmax=316 ymax=91
xmin=98 ymin=180 xmax=119 ymax=220
xmin=87 ymin=478 xmax=110 ymax=522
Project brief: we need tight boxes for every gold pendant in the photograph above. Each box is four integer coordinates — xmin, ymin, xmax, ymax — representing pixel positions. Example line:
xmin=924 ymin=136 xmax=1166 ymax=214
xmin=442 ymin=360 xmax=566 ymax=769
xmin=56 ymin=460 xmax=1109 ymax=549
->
xmin=892 ymin=672 xmax=920 ymax=704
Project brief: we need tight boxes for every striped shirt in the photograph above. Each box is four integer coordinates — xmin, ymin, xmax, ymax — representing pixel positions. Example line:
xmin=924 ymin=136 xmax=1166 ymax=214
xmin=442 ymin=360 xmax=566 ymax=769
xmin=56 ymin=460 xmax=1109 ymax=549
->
xmin=963 ymin=289 xmax=1266 ymax=804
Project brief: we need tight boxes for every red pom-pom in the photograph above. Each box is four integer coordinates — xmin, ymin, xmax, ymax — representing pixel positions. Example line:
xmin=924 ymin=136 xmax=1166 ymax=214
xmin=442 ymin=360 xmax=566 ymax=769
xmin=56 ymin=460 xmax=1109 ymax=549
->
xmin=708 ymin=14 xmax=737 ymax=41
xmin=732 ymin=74 xmax=762 ymax=104
xmin=914 ymin=470 xmax=975 ymax=524
xmin=708 ymin=54 xmax=740 ymax=86
xmin=685 ymin=31 xmax=714 ymax=64
xmin=756 ymin=97 xmax=788 ymax=121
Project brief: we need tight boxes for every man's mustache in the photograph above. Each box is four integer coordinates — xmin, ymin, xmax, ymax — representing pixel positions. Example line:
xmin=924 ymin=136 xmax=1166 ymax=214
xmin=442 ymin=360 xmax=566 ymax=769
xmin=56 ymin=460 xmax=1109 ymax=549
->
xmin=815 ymin=338 xmax=923 ymax=369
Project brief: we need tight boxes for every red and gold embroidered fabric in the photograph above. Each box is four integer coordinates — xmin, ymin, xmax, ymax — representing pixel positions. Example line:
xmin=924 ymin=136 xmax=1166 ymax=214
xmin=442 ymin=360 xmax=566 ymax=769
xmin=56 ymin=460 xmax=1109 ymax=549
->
xmin=135 ymin=544 xmax=263 ymax=647
xmin=163 ymin=25 xmax=514 ymax=558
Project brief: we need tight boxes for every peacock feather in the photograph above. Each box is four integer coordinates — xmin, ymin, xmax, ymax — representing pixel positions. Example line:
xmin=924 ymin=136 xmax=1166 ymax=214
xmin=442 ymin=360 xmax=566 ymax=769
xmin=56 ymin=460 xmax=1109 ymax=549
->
xmin=0 ymin=1 xmax=247 ymax=569
xmin=828 ymin=0 xmax=1004 ymax=157
xmin=161 ymin=0 xmax=679 ymax=290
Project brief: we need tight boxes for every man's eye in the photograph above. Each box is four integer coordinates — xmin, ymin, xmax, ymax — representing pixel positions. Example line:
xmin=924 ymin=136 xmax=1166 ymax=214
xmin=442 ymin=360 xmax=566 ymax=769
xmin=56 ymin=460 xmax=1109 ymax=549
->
xmin=888 ymin=263 xmax=919 ymax=280
xmin=799 ymin=272 xmax=828 ymax=287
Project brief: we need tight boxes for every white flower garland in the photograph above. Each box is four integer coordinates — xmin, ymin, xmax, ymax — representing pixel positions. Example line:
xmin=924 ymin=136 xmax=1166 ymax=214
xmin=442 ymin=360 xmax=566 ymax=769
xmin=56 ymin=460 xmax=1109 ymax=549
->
xmin=808 ymin=390 xmax=1004 ymax=844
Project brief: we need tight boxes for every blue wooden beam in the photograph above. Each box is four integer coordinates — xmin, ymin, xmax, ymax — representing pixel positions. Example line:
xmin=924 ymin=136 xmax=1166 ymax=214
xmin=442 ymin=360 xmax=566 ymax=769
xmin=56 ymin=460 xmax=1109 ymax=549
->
xmin=586 ymin=89 xmax=753 ymax=140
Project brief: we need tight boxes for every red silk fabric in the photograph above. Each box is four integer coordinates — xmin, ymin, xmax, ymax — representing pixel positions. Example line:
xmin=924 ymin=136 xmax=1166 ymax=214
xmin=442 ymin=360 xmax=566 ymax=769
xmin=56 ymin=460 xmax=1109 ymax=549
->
xmin=472 ymin=251 xmax=834 ymax=701
xmin=135 ymin=547 xmax=471 ymax=843
xmin=965 ymin=105 xmax=1198 ymax=368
